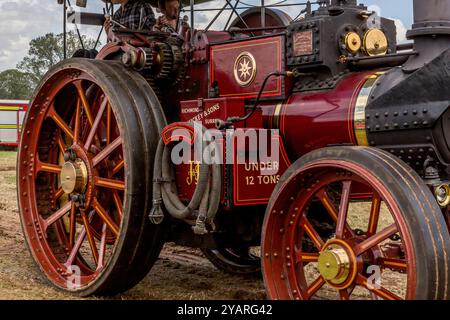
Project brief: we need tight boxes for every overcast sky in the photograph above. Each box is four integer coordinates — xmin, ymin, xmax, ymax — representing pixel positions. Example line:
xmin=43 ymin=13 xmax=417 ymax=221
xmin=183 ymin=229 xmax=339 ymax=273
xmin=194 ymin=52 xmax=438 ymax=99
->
xmin=0 ymin=0 xmax=413 ymax=72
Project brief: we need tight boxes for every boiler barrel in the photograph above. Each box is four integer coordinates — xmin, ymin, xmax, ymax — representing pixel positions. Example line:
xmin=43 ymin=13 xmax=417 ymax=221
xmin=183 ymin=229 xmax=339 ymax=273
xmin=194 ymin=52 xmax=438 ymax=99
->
xmin=263 ymin=72 xmax=381 ymax=160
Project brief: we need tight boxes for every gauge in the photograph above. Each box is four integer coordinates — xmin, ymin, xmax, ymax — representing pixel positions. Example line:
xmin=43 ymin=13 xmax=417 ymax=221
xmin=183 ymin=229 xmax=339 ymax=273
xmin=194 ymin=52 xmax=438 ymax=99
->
xmin=363 ymin=29 xmax=388 ymax=56
xmin=344 ymin=32 xmax=362 ymax=54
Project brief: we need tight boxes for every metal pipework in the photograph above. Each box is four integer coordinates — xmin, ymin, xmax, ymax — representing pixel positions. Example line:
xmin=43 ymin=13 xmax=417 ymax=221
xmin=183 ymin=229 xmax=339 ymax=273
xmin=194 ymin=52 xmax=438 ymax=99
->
xmin=405 ymin=0 xmax=450 ymax=71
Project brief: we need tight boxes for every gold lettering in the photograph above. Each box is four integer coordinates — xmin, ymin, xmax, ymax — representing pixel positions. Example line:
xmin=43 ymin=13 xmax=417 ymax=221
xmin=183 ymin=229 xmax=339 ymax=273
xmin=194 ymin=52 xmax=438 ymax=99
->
xmin=186 ymin=161 xmax=200 ymax=186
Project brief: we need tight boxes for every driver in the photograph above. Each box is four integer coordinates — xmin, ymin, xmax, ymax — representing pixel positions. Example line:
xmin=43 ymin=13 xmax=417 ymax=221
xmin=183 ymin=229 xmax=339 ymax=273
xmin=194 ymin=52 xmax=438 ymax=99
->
xmin=154 ymin=0 xmax=180 ymax=33
xmin=105 ymin=0 xmax=156 ymax=33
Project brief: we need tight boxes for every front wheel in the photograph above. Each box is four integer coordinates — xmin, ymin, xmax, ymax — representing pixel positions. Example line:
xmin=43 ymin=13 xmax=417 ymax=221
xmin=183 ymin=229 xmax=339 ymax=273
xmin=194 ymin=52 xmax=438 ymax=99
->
xmin=262 ymin=147 xmax=450 ymax=300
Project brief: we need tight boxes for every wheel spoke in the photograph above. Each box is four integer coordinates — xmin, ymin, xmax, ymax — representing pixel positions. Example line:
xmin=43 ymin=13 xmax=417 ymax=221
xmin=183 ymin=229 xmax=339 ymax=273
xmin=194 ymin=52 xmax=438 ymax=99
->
xmin=316 ymin=188 xmax=355 ymax=238
xmin=354 ymin=224 xmax=398 ymax=256
xmin=65 ymin=228 xmax=86 ymax=267
xmin=295 ymin=251 xmax=319 ymax=263
xmin=85 ymin=96 xmax=108 ymax=150
xmin=81 ymin=210 xmax=99 ymax=265
xmin=305 ymin=275 xmax=326 ymax=299
xmin=73 ymin=98 xmax=81 ymax=144
xmin=47 ymin=106 xmax=74 ymax=140
xmin=94 ymin=177 xmax=125 ymax=191
xmin=92 ymin=198 xmax=119 ymax=236
xmin=57 ymin=136 xmax=66 ymax=157
xmin=43 ymin=202 xmax=72 ymax=231
xmin=316 ymin=188 xmax=338 ymax=220
xmin=54 ymin=188 xmax=65 ymax=201
xmin=112 ymin=159 xmax=124 ymax=176
xmin=106 ymin=102 xmax=112 ymax=145
xmin=113 ymin=191 xmax=123 ymax=218
xmin=367 ymin=193 xmax=381 ymax=236
xmin=74 ymin=81 xmax=94 ymax=126
xmin=379 ymin=257 xmax=408 ymax=272
xmin=339 ymin=289 xmax=351 ymax=300
xmin=335 ymin=181 xmax=352 ymax=239
xmin=69 ymin=202 xmax=77 ymax=247
xmin=357 ymin=274 xmax=402 ymax=300
xmin=300 ymin=217 xmax=325 ymax=250
xmin=97 ymin=223 xmax=107 ymax=271
xmin=36 ymin=159 xmax=62 ymax=174
xmin=92 ymin=137 xmax=122 ymax=167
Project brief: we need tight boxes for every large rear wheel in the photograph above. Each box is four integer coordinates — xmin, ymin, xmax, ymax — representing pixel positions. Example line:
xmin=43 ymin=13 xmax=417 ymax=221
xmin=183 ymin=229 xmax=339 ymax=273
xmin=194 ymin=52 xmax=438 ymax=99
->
xmin=262 ymin=147 xmax=450 ymax=300
xmin=17 ymin=58 xmax=166 ymax=296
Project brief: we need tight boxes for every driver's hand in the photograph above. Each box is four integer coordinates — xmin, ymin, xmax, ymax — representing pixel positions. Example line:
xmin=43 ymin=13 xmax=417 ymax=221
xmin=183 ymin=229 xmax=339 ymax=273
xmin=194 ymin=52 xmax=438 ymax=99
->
xmin=158 ymin=15 xmax=170 ymax=26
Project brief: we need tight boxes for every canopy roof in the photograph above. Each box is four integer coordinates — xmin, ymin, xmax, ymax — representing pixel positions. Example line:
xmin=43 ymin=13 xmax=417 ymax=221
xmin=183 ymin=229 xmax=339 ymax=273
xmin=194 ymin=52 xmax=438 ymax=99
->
xmin=100 ymin=0 xmax=213 ymax=7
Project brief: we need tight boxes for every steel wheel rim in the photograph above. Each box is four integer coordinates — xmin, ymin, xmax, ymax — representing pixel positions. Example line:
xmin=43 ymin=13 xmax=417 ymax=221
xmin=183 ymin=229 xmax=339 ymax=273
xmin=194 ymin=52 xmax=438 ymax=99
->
xmin=263 ymin=160 xmax=416 ymax=300
xmin=18 ymin=70 xmax=126 ymax=289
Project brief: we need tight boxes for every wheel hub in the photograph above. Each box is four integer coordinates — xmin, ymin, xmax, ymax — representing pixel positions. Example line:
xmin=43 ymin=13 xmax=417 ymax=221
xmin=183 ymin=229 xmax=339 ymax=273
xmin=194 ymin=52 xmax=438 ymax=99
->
xmin=318 ymin=244 xmax=351 ymax=285
xmin=60 ymin=159 xmax=88 ymax=194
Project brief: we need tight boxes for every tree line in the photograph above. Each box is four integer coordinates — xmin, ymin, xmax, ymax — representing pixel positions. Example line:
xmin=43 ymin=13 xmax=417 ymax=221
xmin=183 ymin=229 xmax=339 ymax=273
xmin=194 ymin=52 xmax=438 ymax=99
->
xmin=0 ymin=31 xmax=96 ymax=100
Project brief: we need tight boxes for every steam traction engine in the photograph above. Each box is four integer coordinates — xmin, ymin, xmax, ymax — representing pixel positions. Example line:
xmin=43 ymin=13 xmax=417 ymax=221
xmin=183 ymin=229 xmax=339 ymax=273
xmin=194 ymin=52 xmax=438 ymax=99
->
xmin=17 ymin=0 xmax=450 ymax=299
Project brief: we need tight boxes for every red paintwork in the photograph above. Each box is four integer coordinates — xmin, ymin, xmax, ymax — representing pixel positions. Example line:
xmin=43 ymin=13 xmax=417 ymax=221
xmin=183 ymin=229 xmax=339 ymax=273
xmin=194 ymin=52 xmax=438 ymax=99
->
xmin=232 ymin=132 xmax=291 ymax=206
xmin=161 ymin=122 xmax=197 ymax=145
xmin=210 ymin=36 xmax=286 ymax=99
xmin=182 ymin=31 xmax=233 ymax=100
xmin=264 ymin=72 xmax=372 ymax=160
xmin=98 ymin=30 xmax=375 ymax=208
xmin=169 ymin=71 xmax=374 ymax=207
xmin=179 ymin=97 xmax=251 ymax=129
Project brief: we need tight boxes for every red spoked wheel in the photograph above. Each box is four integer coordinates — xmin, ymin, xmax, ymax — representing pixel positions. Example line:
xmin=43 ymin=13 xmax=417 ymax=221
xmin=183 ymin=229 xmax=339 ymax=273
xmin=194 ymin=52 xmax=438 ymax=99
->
xmin=18 ymin=59 xmax=166 ymax=296
xmin=262 ymin=147 xmax=450 ymax=300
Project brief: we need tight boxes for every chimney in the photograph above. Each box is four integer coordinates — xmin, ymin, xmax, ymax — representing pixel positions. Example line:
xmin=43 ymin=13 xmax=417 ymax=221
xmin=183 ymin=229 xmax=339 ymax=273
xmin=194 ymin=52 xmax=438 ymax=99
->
xmin=404 ymin=0 xmax=450 ymax=71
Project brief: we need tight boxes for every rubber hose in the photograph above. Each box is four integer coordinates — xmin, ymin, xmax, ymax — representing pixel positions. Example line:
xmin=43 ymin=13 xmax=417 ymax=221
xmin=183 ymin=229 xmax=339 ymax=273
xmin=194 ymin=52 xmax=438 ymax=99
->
xmin=150 ymin=124 xmax=222 ymax=227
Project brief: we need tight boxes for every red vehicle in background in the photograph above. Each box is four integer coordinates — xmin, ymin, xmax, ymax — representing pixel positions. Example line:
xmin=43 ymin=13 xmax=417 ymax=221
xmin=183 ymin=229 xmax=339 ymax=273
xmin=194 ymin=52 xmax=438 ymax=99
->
xmin=0 ymin=100 xmax=28 ymax=148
